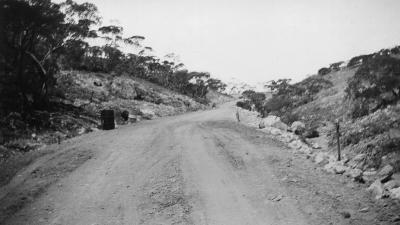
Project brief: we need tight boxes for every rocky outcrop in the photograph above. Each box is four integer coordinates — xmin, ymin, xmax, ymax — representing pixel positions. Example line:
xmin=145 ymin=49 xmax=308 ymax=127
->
xmin=259 ymin=116 xmax=289 ymax=131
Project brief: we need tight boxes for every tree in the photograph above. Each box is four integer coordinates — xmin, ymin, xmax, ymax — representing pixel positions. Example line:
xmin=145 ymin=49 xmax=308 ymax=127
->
xmin=346 ymin=55 xmax=400 ymax=116
xmin=207 ymin=78 xmax=227 ymax=92
xmin=0 ymin=0 xmax=100 ymax=114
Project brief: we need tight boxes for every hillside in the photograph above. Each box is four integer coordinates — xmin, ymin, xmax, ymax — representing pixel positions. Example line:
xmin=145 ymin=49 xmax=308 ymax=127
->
xmin=56 ymin=71 xmax=206 ymax=120
xmin=0 ymin=70 xmax=231 ymax=188
xmin=236 ymin=45 xmax=400 ymax=202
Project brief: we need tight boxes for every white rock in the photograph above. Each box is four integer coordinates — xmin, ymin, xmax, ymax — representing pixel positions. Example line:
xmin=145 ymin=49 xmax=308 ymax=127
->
xmin=345 ymin=168 xmax=363 ymax=180
xmin=291 ymin=121 xmax=306 ymax=134
xmin=367 ymin=180 xmax=388 ymax=199
xmin=390 ymin=187 xmax=400 ymax=199
xmin=299 ymin=145 xmax=313 ymax=154
xmin=384 ymin=180 xmax=400 ymax=190
xmin=288 ymin=140 xmax=303 ymax=150
xmin=259 ymin=116 xmax=289 ymax=131
xmin=324 ymin=161 xmax=348 ymax=174
xmin=378 ymin=165 xmax=394 ymax=183
xmin=311 ymin=143 xmax=321 ymax=149
xmin=280 ymin=132 xmax=297 ymax=143
xmin=314 ymin=152 xmax=329 ymax=165
xmin=270 ymin=128 xmax=282 ymax=136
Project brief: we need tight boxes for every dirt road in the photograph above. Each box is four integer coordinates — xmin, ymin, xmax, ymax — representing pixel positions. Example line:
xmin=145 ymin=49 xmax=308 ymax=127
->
xmin=1 ymin=103 xmax=398 ymax=225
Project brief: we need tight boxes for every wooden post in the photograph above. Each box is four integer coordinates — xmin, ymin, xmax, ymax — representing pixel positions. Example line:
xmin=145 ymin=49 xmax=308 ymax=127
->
xmin=336 ymin=121 xmax=341 ymax=161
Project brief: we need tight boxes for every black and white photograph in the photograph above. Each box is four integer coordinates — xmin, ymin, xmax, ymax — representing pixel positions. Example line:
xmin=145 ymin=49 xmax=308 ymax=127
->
xmin=1 ymin=0 xmax=400 ymax=224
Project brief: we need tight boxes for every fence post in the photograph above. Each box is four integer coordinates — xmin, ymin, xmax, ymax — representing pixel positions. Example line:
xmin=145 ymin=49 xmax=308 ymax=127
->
xmin=336 ymin=121 xmax=341 ymax=161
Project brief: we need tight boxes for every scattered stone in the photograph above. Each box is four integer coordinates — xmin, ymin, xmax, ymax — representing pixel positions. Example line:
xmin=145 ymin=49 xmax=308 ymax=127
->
xmin=378 ymin=165 xmax=394 ymax=183
xmin=389 ymin=187 xmax=400 ymax=199
xmin=324 ymin=161 xmax=348 ymax=174
xmin=334 ymin=165 xmax=347 ymax=174
xmin=270 ymin=128 xmax=282 ymax=136
xmin=311 ymin=142 xmax=321 ymax=149
xmin=383 ymin=180 xmax=400 ymax=190
xmin=291 ymin=121 xmax=306 ymax=135
xmin=362 ymin=170 xmax=377 ymax=183
xmin=304 ymin=129 xmax=319 ymax=138
xmin=340 ymin=211 xmax=351 ymax=219
xmin=368 ymin=180 xmax=389 ymax=199
xmin=345 ymin=168 xmax=363 ymax=181
xmin=288 ymin=140 xmax=303 ymax=150
xmin=259 ymin=116 xmax=289 ymax=131
xmin=388 ymin=128 xmax=400 ymax=139
xmin=270 ymin=194 xmax=284 ymax=202
xmin=78 ymin=127 xmax=86 ymax=135
xmin=314 ymin=152 xmax=329 ymax=165
xmin=359 ymin=207 xmax=369 ymax=213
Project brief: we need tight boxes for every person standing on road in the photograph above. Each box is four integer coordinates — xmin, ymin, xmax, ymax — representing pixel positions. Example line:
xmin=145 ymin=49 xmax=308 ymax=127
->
xmin=236 ymin=108 xmax=240 ymax=122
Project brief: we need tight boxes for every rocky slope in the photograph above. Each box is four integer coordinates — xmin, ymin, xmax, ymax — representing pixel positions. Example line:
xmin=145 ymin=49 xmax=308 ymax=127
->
xmin=0 ymin=71 xmax=220 ymax=187
xmin=237 ymin=107 xmax=400 ymax=203
xmin=236 ymin=45 xmax=400 ymax=202
xmin=56 ymin=71 xmax=206 ymax=121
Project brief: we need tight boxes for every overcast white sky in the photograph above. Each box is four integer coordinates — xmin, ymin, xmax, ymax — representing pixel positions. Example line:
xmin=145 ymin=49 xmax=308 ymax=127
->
xmin=62 ymin=0 xmax=400 ymax=84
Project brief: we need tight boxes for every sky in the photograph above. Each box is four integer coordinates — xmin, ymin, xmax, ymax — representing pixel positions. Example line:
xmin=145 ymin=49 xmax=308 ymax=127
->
xmin=60 ymin=0 xmax=400 ymax=84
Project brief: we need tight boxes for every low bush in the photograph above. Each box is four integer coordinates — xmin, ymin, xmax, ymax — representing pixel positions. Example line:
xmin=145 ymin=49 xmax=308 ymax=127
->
xmin=346 ymin=54 xmax=400 ymax=118
xmin=236 ymin=100 xmax=252 ymax=111
xmin=318 ymin=67 xmax=331 ymax=76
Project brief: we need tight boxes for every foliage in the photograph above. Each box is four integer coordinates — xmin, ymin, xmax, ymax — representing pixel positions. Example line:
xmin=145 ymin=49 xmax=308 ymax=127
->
xmin=280 ymin=111 xmax=300 ymax=125
xmin=262 ymin=76 xmax=333 ymax=117
xmin=347 ymin=54 xmax=373 ymax=67
xmin=329 ymin=61 xmax=344 ymax=71
xmin=0 ymin=0 xmax=99 ymax=115
xmin=240 ymin=90 xmax=265 ymax=112
xmin=346 ymin=55 xmax=400 ymax=117
xmin=0 ymin=0 xmax=226 ymax=117
xmin=236 ymin=101 xmax=252 ymax=111
xmin=318 ymin=67 xmax=331 ymax=76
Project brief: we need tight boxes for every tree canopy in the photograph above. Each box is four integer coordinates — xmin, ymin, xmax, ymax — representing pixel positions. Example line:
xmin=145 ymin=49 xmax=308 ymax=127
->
xmin=0 ymin=0 xmax=226 ymax=115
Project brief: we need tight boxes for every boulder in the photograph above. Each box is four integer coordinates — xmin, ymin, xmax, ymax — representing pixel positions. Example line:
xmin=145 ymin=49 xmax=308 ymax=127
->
xmin=291 ymin=121 xmax=306 ymax=135
xmin=128 ymin=115 xmax=138 ymax=123
xmin=140 ymin=108 xmax=156 ymax=120
xmin=390 ymin=187 xmax=400 ymax=199
xmin=334 ymin=165 xmax=348 ymax=174
xmin=323 ymin=161 xmax=348 ymax=174
xmin=311 ymin=142 xmax=321 ymax=149
xmin=270 ymin=128 xmax=282 ymax=136
xmin=362 ymin=170 xmax=378 ymax=183
xmin=313 ymin=152 xmax=329 ymax=165
xmin=299 ymin=145 xmax=313 ymax=155
xmin=367 ymin=180 xmax=388 ymax=199
xmin=304 ymin=129 xmax=319 ymax=138
xmin=378 ymin=165 xmax=394 ymax=183
xmin=280 ymin=132 xmax=297 ymax=143
xmin=383 ymin=180 xmax=400 ymax=190
xmin=345 ymin=168 xmax=363 ymax=181
xmin=348 ymin=154 xmax=366 ymax=169
xmin=259 ymin=116 xmax=289 ymax=131
xmin=288 ymin=140 xmax=303 ymax=150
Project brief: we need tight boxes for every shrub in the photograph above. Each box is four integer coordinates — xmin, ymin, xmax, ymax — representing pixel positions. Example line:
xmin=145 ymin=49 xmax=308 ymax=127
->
xmin=329 ymin=61 xmax=344 ymax=71
xmin=347 ymin=54 xmax=373 ymax=67
xmin=318 ymin=67 xmax=331 ymax=76
xmin=236 ymin=101 xmax=252 ymax=111
xmin=280 ymin=111 xmax=300 ymax=125
xmin=346 ymin=54 xmax=400 ymax=117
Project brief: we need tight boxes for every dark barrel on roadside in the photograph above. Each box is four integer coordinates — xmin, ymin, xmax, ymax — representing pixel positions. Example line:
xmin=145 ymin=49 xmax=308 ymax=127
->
xmin=101 ymin=110 xmax=115 ymax=130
